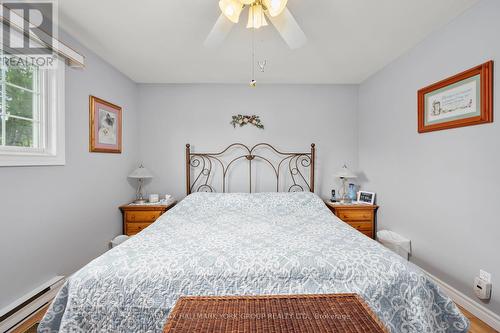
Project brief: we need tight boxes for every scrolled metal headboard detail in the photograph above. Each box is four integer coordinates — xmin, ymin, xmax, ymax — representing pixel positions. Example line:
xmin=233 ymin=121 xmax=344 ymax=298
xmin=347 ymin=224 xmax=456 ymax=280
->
xmin=186 ymin=143 xmax=315 ymax=195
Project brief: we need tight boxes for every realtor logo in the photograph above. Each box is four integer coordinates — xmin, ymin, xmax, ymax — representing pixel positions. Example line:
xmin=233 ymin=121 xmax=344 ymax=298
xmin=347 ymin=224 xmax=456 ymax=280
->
xmin=1 ymin=0 xmax=57 ymax=68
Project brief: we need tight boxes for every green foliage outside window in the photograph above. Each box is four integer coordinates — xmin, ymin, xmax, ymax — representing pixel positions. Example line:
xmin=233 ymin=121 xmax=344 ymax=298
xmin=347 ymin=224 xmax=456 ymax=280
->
xmin=1 ymin=65 xmax=38 ymax=148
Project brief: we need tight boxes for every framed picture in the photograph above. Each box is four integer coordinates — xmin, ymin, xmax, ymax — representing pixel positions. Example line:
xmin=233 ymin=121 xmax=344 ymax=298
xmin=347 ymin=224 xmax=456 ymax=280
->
xmin=89 ymin=96 xmax=122 ymax=153
xmin=357 ymin=191 xmax=375 ymax=205
xmin=417 ymin=61 xmax=493 ymax=133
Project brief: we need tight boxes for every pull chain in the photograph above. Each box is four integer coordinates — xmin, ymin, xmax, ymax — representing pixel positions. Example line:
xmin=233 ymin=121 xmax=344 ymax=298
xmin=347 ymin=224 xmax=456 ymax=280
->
xmin=250 ymin=5 xmax=256 ymax=87
xmin=249 ymin=2 xmax=267 ymax=87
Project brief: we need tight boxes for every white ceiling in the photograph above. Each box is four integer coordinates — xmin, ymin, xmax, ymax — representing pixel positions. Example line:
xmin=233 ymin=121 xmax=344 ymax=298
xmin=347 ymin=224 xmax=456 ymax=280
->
xmin=58 ymin=0 xmax=478 ymax=84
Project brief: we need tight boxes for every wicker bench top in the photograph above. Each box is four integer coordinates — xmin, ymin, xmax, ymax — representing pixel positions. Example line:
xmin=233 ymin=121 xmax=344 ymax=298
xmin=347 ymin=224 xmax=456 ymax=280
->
xmin=163 ymin=294 xmax=389 ymax=333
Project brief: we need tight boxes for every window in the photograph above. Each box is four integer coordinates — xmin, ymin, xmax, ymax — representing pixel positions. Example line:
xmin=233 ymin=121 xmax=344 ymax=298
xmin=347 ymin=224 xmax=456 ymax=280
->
xmin=1 ymin=63 xmax=41 ymax=149
xmin=0 ymin=56 xmax=65 ymax=166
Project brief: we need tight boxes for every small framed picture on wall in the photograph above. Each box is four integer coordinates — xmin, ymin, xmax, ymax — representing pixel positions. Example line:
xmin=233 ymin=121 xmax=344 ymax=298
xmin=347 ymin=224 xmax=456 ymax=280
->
xmin=357 ymin=191 xmax=376 ymax=205
xmin=89 ymin=96 xmax=122 ymax=153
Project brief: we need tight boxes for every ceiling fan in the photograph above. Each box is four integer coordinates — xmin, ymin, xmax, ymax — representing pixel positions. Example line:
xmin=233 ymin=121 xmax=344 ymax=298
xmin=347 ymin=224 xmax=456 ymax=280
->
xmin=205 ymin=0 xmax=307 ymax=49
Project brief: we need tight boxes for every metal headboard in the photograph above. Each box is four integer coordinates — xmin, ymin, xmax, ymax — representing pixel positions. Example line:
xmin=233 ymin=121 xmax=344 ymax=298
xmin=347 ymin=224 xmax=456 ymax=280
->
xmin=186 ymin=143 xmax=315 ymax=195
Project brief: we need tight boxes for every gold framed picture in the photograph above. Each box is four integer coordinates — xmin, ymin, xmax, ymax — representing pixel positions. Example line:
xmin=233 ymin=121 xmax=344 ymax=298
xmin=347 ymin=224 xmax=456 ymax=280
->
xmin=89 ymin=96 xmax=122 ymax=153
xmin=417 ymin=61 xmax=493 ymax=133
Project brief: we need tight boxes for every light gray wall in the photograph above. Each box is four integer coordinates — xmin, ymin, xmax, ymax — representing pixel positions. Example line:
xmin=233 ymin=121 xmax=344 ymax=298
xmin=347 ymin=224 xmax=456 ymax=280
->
xmin=0 ymin=33 xmax=139 ymax=308
xmin=138 ymin=84 xmax=359 ymax=200
xmin=358 ymin=0 xmax=499 ymax=314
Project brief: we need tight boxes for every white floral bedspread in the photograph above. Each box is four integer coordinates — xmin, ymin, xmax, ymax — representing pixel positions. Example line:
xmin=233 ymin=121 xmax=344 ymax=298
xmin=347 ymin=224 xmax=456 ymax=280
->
xmin=39 ymin=192 xmax=468 ymax=332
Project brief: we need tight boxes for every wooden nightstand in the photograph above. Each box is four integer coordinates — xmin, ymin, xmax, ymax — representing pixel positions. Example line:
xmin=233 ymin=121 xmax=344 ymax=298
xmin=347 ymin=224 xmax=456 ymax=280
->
xmin=325 ymin=201 xmax=378 ymax=239
xmin=119 ymin=202 xmax=176 ymax=236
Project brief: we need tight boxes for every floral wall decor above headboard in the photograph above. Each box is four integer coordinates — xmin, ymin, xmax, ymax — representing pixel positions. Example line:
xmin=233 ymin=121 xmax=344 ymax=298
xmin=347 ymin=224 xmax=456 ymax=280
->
xmin=230 ymin=115 xmax=264 ymax=129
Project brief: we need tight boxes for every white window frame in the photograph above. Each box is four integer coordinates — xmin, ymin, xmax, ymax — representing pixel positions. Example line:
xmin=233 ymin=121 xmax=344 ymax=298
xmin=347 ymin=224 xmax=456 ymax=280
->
xmin=0 ymin=58 xmax=65 ymax=166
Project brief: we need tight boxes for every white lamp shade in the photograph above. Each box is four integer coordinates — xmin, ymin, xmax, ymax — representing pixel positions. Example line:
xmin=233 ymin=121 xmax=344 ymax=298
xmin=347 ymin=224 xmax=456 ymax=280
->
xmin=219 ymin=0 xmax=244 ymax=23
xmin=263 ymin=0 xmax=288 ymax=17
xmin=334 ymin=165 xmax=357 ymax=179
xmin=247 ymin=4 xmax=268 ymax=29
xmin=128 ymin=165 xmax=153 ymax=179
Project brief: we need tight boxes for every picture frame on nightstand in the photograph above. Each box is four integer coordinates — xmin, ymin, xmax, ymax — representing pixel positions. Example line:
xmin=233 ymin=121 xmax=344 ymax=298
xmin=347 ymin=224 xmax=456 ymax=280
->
xmin=357 ymin=191 xmax=376 ymax=205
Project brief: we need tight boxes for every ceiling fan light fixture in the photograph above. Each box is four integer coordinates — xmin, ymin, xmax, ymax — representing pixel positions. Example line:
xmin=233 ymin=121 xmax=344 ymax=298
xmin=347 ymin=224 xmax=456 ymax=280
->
xmin=219 ymin=0 xmax=244 ymax=23
xmin=263 ymin=0 xmax=288 ymax=17
xmin=247 ymin=4 xmax=268 ymax=29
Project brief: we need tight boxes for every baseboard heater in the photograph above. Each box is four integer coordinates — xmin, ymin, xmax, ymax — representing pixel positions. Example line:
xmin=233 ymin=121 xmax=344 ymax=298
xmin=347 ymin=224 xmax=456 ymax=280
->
xmin=0 ymin=276 xmax=65 ymax=333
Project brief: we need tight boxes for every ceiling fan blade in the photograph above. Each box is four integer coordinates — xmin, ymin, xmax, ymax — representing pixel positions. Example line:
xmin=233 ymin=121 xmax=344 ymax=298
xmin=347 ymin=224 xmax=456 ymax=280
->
xmin=266 ymin=8 xmax=307 ymax=49
xmin=204 ymin=14 xmax=235 ymax=48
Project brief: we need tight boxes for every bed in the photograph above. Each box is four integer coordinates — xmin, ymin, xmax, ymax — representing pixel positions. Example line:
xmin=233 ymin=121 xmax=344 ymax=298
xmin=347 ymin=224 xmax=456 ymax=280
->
xmin=39 ymin=143 xmax=468 ymax=333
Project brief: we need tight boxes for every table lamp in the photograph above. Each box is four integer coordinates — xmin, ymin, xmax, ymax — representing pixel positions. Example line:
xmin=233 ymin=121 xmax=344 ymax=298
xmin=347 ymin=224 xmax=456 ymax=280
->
xmin=334 ymin=164 xmax=357 ymax=204
xmin=128 ymin=164 xmax=153 ymax=204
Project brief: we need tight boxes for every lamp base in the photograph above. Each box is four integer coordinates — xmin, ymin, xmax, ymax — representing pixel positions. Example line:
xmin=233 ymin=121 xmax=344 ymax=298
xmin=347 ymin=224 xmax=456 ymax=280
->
xmin=339 ymin=198 xmax=353 ymax=204
xmin=133 ymin=199 xmax=147 ymax=204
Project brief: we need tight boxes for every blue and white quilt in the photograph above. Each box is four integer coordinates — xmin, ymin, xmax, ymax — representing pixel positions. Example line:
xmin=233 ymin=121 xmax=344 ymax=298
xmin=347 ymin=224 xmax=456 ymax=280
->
xmin=39 ymin=192 xmax=468 ymax=332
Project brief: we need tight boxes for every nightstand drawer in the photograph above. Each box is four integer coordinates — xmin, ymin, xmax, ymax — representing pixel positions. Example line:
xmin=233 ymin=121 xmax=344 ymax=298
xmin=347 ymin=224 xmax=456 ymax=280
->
xmin=337 ymin=209 xmax=373 ymax=221
xmin=126 ymin=222 xmax=152 ymax=235
xmin=120 ymin=201 xmax=176 ymax=236
xmin=361 ymin=230 xmax=373 ymax=238
xmin=125 ymin=211 xmax=162 ymax=222
xmin=347 ymin=221 xmax=372 ymax=231
xmin=324 ymin=201 xmax=378 ymax=240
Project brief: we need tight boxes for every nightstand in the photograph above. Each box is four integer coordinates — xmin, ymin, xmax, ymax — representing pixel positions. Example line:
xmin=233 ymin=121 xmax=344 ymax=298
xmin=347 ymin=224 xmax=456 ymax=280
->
xmin=119 ymin=201 xmax=176 ymax=236
xmin=324 ymin=201 xmax=378 ymax=239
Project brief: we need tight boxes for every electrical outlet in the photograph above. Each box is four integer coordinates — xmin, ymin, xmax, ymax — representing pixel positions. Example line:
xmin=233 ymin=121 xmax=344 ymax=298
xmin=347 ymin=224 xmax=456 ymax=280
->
xmin=474 ymin=277 xmax=492 ymax=300
xmin=480 ymin=269 xmax=491 ymax=283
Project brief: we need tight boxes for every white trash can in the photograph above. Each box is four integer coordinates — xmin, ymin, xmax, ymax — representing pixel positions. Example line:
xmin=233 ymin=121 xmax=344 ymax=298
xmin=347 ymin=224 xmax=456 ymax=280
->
xmin=377 ymin=230 xmax=411 ymax=260
xmin=110 ymin=235 xmax=130 ymax=248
